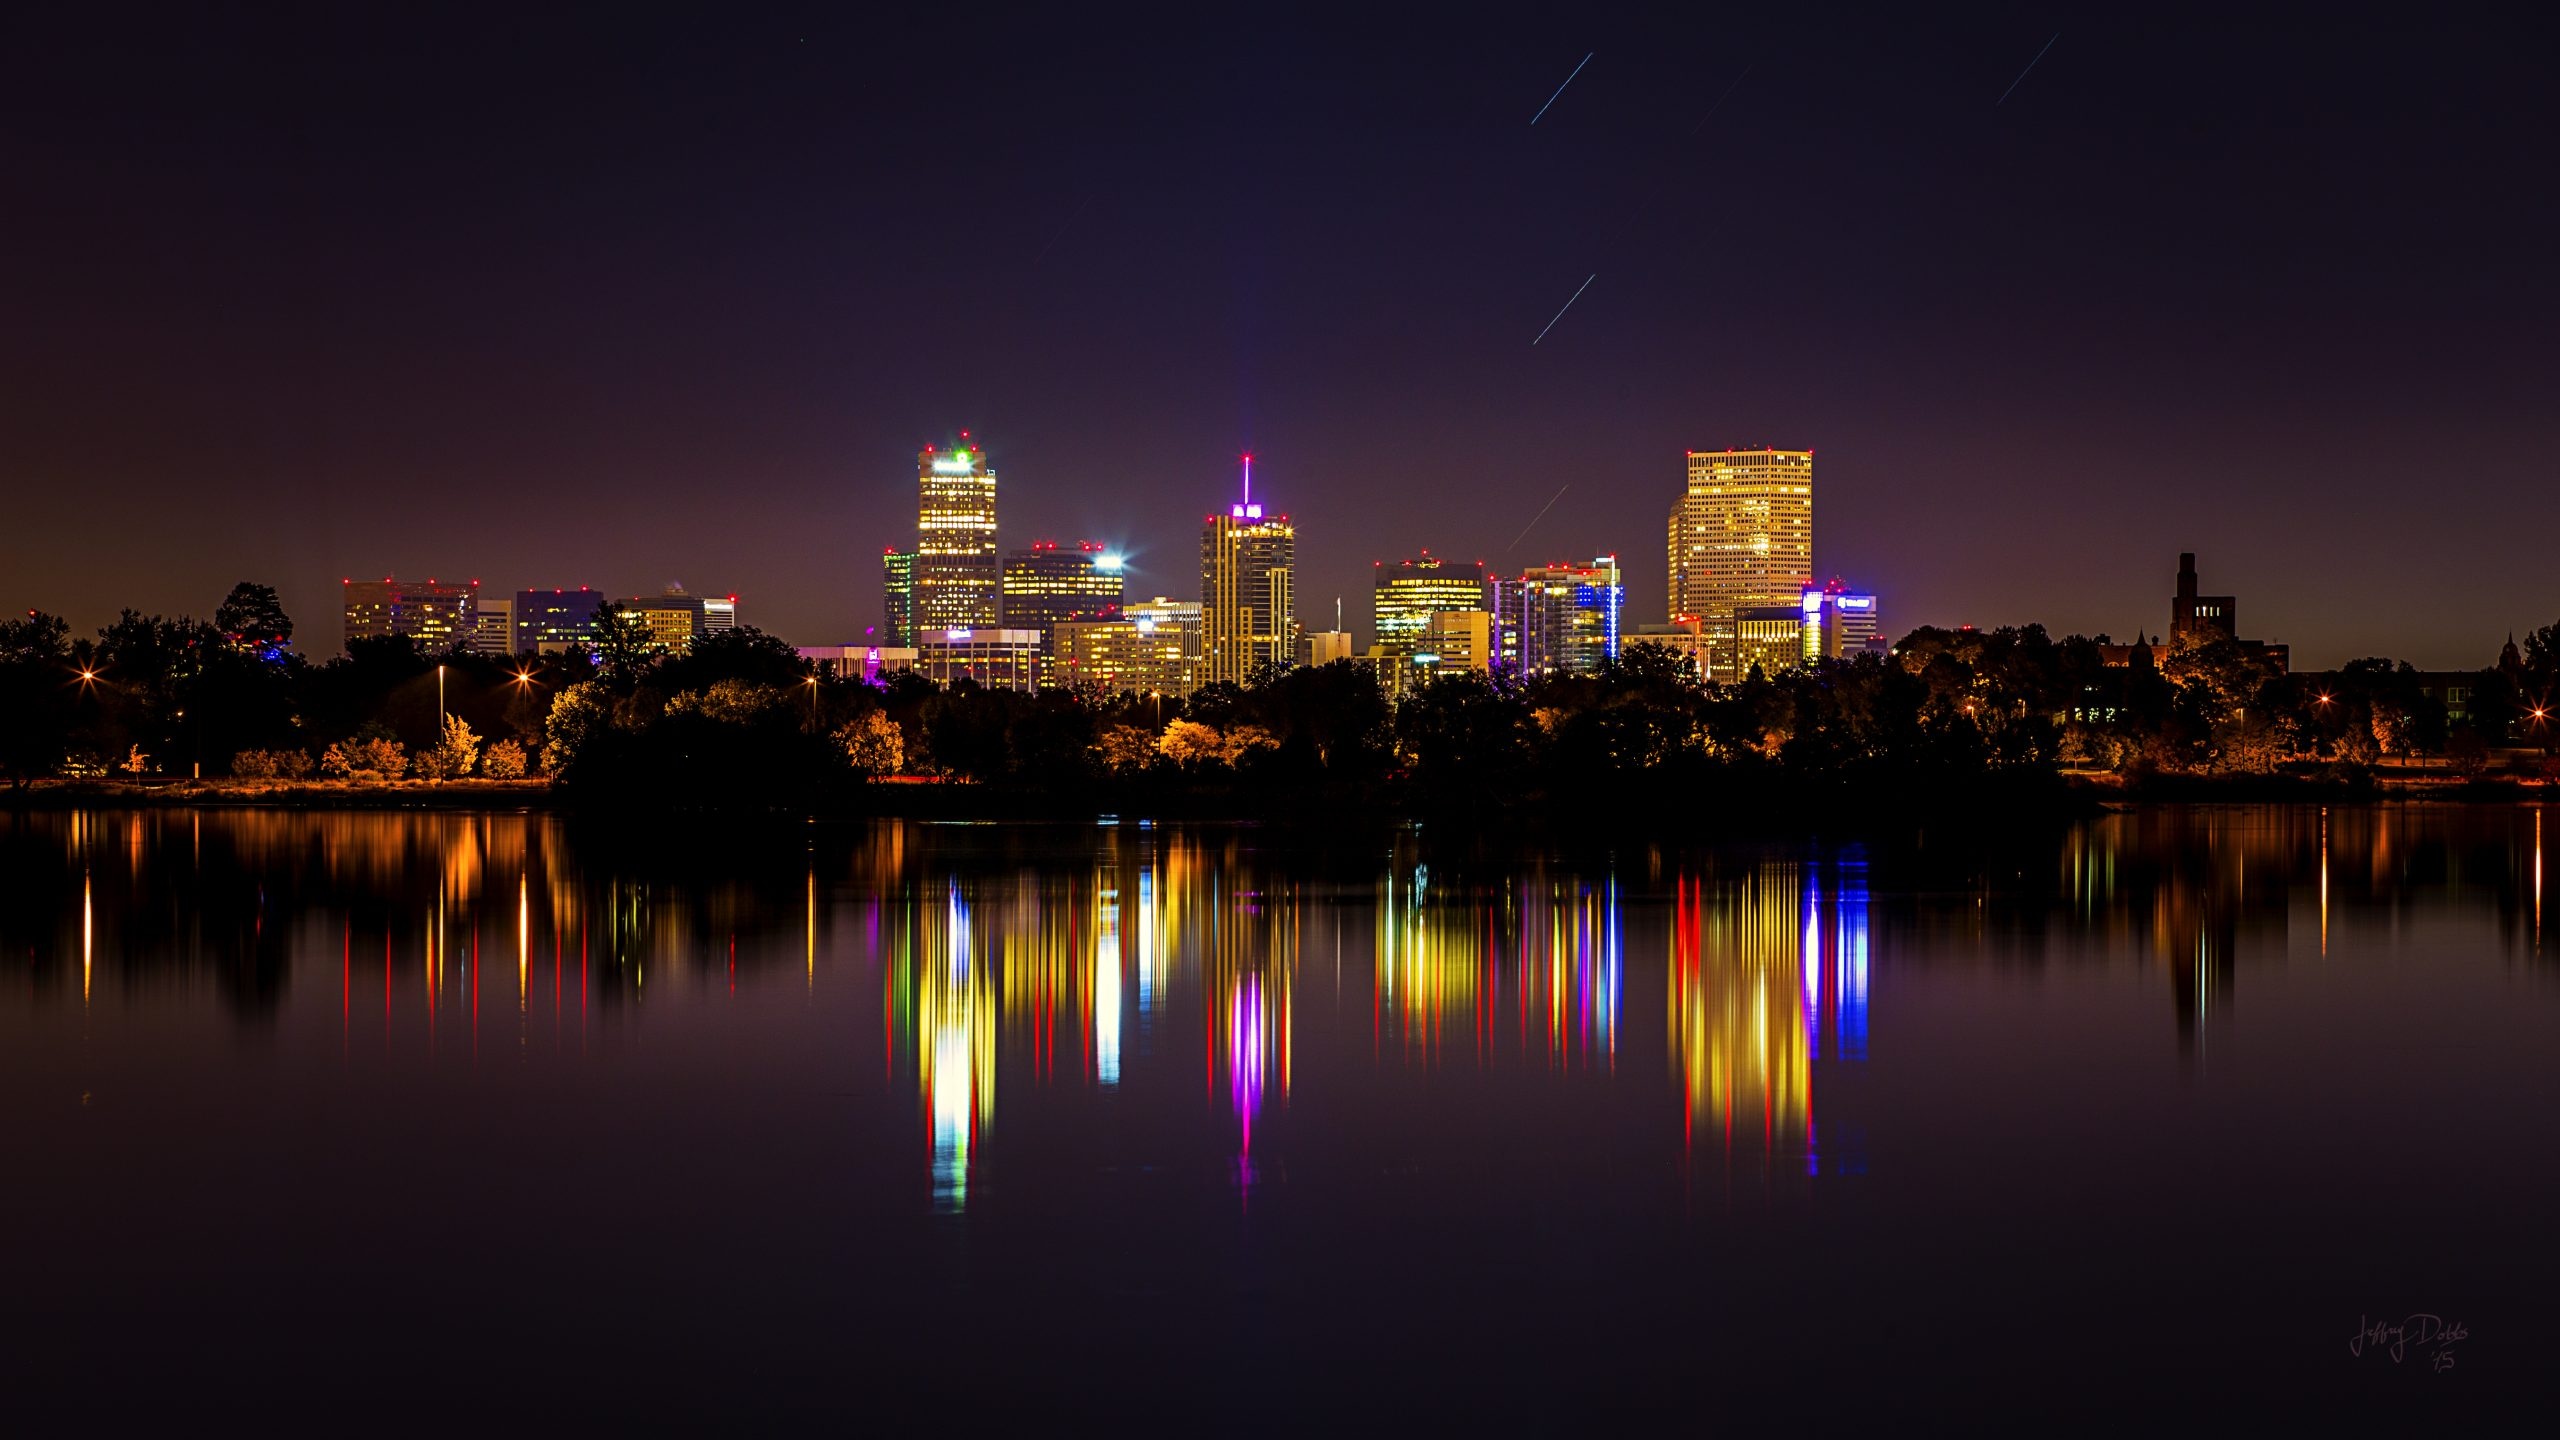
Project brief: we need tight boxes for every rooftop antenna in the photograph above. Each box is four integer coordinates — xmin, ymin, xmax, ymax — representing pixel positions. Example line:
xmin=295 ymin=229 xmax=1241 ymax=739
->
xmin=1241 ymin=452 xmax=1253 ymax=508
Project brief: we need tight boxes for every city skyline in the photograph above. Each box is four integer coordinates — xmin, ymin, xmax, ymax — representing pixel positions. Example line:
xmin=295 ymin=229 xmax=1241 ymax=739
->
xmin=6 ymin=10 xmax=2557 ymax=669
xmin=11 ymin=9 xmax=2558 ymax=1425
xmin=37 ymin=430 xmax=2533 ymax=670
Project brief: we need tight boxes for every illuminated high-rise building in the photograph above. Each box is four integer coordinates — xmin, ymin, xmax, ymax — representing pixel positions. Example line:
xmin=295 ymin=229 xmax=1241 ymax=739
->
xmin=914 ymin=438 xmax=999 ymax=632
xmin=1493 ymin=555 xmax=1623 ymax=678
xmin=1372 ymin=553 xmax=1487 ymax=657
xmin=700 ymin=593 xmax=738 ymax=636
xmin=341 ymin=577 xmax=478 ymax=654
xmin=1200 ymin=455 xmax=1296 ymax=686
xmin=1001 ymin=541 xmax=1125 ymax=647
xmin=881 ymin=548 xmax=917 ymax=646
xmin=1668 ymin=447 xmax=1813 ymax=676
xmin=1054 ymin=597 xmax=1200 ymax=696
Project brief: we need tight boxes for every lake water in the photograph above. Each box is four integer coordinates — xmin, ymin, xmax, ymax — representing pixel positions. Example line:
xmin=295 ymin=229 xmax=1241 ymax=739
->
xmin=3 ymin=805 xmax=2551 ymax=1427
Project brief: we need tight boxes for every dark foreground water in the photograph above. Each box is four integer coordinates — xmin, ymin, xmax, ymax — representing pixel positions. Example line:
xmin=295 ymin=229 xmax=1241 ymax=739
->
xmin=3 ymin=805 xmax=2552 ymax=1428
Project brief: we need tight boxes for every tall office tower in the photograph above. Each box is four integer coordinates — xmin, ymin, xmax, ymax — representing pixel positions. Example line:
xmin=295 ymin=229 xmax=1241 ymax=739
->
xmin=1668 ymin=447 xmax=1814 ymax=675
xmin=914 ymin=439 xmax=999 ymax=631
xmin=1199 ymin=455 xmax=1297 ymax=687
xmin=341 ymin=577 xmax=478 ymax=654
xmin=881 ymin=549 xmax=917 ymax=646
xmin=1493 ymin=555 xmax=1623 ymax=678
xmin=1372 ymin=552 xmax=1488 ymax=656
xmin=700 ymin=594 xmax=738 ymax=635
xmin=1001 ymin=541 xmax=1126 ymax=647
xmin=514 ymin=587 xmax=607 ymax=654
xmin=470 ymin=596 xmax=515 ymax=656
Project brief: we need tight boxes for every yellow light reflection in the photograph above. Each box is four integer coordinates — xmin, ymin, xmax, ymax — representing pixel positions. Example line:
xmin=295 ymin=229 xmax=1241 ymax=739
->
xmin=517 ymin=875 xmax=530 ymax=1022
xmin=1670 ymin=867 xmax=1813 ymax=1165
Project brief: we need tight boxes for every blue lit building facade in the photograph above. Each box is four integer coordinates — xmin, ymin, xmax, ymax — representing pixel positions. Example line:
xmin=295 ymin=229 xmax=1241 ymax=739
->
xmin=1494 ymin=556 xmax=1623 ymax=679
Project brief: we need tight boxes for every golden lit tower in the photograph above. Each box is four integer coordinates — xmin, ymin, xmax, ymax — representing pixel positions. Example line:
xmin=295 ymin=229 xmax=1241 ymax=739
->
xmin=914 ymin=436 xmax=999 ymax=632
xmin=1200 ymin=454 xmax=1296 ymax=686
xmin=1668 ymin=447 xmax=1813 ymax=672
xmin=1372 ymin=552 xmax=1488 ymax=657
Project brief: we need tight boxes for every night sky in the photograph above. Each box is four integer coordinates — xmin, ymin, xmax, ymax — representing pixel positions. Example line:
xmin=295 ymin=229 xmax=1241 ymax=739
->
xmin=5 ymin=5 xmax=2554 ymax=667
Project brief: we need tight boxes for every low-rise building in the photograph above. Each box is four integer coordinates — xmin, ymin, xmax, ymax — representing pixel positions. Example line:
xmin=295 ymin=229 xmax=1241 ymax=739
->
xmin=1731 ymin=606 xmax=1806 ymax=679
xmin=470 ymin=596 xmax=515 ymax=657
xmin=1301 ymin=630 xmax=1354 ymax=667
xmin=1410 ymin=608 xmax=1493 ymax=678
xmin=515 ymin=587 xmax=607 ymax=655
xmin=917 ymin=627 xmax=1044 ymax=692
xmin=800 ymin=644 xmax=919 ymax=682
xmin=343 ymin=577 xmax=478 ymax=654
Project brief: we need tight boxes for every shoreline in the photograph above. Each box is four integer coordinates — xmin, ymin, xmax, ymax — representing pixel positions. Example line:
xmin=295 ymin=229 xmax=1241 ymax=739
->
xmin=5 ymin=771 xmax=2546 ymax=820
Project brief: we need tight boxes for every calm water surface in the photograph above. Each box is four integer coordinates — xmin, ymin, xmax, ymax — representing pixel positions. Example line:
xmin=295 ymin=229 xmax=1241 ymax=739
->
xmin=4 ymin=805 xmax=2552 ymax=1427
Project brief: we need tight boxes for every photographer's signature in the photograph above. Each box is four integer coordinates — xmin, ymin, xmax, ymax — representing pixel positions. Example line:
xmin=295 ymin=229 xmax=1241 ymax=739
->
xmin=2349 ymin=1313 xmax=2468 ymax=1373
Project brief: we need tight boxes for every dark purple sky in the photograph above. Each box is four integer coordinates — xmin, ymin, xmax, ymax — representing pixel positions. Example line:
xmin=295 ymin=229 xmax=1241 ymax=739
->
xmin=5 ymin=5 xmax=2554 ymax=668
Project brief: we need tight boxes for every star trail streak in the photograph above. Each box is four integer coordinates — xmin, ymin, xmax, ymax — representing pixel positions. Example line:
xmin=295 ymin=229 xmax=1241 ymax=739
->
xmin=1529 ymin=52 xmax=1592 ymax=125
xmin=1996 ymin=33 xmax=2059 ymax=106
xmin=1531 ymin=274 xmax=1596 ymax=345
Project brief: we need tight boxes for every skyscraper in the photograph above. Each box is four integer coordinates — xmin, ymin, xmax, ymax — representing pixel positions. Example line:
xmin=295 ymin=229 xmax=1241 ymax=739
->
xmin=341 ymin=577 xmax=478 ymax=654
xmin=1372 ymin=552 xmax=1487 ymax=656
xmin=882 ymin=548 xmax=917 ymax=646
xmin=1001 ymin=541 xmax=1125 ymax=648
xmin=1200 ymin=455 xmax=1296 ymax=687
xmin=1493 ymin=556 xmax=1623 ymax=678
xmin=914 ymin=438 xmax=998 ymax=632
xmin=1668 ymin=447 xmax=1814 ymax=676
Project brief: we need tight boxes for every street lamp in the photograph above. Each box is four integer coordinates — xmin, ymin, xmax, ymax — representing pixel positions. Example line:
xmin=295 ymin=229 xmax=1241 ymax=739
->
xmin=437 ymin=664 xmax=447 ymax=731
xmin=806 ymin=675 xmax=821 ymax=730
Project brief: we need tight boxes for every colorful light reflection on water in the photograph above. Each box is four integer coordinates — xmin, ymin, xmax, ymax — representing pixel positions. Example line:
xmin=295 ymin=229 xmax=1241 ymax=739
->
xmin=7 ymin=806 xmax=2557 ymax=1426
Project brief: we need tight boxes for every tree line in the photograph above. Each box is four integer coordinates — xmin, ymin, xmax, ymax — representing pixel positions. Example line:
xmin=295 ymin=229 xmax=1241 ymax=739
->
xmin=5 ymin=581 xmax=2556 ymax=812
